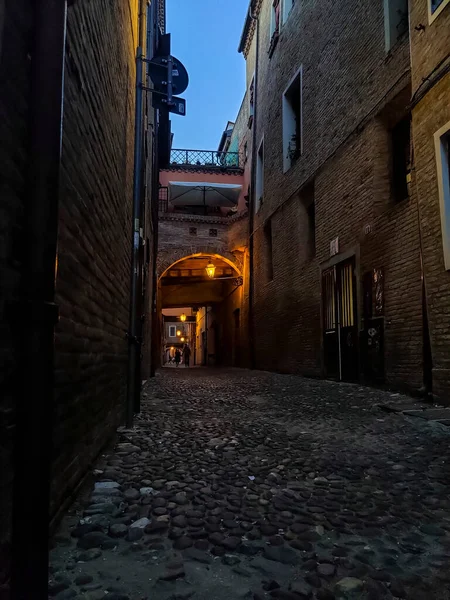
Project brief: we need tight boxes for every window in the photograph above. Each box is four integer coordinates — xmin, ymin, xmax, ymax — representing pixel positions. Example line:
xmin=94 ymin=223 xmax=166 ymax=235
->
xmin=189 ymin=227 xmax=197 ymax=236
xmin=390 ymin=116 xmax=410 ymax=202
xmin=434 ymin=121 xmax=450 ymax=270
xmin=169 ymin=326 xmax=176 ymax=337
xmin=384 ymin=0 xmax=408 ymax=51
xmin=283 ymin=67 xmax=302 ymax=172
xmin=429 ymin=0 xmax=450 ymax=22
xmin=264 ymin=220 xmax=274 ymax=281
xmin=244 ymin=141 xmax=248 ymax=164
xmin=269 ymin=0 xmax=281 ymax=56
xmin=282 ymin=0 xmax=295 ymax=24
xmin=209 ymin=228 xmax=217 ymax=237
xmin=248 ymin=76 xmax=255 ymax=129
xmin=256 ymin=138 xmax=264 ymax=212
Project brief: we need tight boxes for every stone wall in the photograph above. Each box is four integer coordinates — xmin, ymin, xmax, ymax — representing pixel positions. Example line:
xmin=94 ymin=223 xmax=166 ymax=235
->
xmin=51 ymin=0 xmax=141 ymax=523
xmin=0 ymin=0 xmax=32 ymax=581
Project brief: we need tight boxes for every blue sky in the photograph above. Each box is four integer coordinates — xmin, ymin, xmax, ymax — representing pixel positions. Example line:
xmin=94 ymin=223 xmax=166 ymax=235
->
xmin=166 ymin=0 xmax=248 ymax=150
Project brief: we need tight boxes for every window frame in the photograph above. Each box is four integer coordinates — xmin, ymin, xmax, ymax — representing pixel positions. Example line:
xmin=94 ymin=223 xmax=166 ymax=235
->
xmin=169 ymin=325 xmax=176 ymax=338
xmin=255 ymin=136 xmax=264 ymax=213
xmin=434 ymin=119 xmax=450 ymax=270
xmin=282 ymin=0 xmax=295 ymax=25
xmin=282 ymin=66 xmax=303 ymax=173
xmin=248 ymin=74 xmax=255 ymax=129
xmin=428 ymin=0 xmax=450 ymax=23
xmin=269 ymin=0 xmax=281 ymax=56
xmin=383 ymin=0 xmax=409 ymax=52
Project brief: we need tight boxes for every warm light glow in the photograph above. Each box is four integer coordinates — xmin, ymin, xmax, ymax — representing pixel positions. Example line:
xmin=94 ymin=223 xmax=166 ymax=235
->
xmin=170 ymin=347 xmax=174 ymax=351
xmin=180 ymin=337 xmax=185 ymax=342
xmin=180 ymin=313 xmax=187 ymax=322
xmin=176 ymin=330 xmax=181 ymax=336
xmin=205 ymin=262 xmax=216 ymax=278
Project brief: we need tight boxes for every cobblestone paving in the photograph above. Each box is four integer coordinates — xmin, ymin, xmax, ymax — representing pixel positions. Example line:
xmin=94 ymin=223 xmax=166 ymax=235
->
xmin=49 ymin=369 xmax=450 ymax=600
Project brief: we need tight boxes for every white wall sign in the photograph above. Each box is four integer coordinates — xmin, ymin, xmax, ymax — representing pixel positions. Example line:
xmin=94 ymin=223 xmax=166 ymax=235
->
xmin=330 ymin=237 xmax=339 ymax=257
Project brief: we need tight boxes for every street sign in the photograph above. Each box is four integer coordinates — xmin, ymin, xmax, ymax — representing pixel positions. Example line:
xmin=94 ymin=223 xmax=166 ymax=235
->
xmin=152 ymin=94 xmax=186 ymax=116
xmin=148 ymin=55 xmax=189 ymax=95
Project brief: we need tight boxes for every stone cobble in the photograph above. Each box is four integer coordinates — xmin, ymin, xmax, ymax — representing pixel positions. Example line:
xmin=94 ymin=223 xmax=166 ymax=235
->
xmin=49 ymin=369 xmax=450 ymax=600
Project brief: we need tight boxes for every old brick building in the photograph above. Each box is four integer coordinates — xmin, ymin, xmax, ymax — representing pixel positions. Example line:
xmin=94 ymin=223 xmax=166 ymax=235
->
xmin=409 ymin=0 xmax=450 ymax=401
xmin=0 ymin=0 xmax=165 ymax=593
xmin=239 ymin=0 xmax=431 ymax=393
xmin=156 ymin=134 xmax=251 ymax=367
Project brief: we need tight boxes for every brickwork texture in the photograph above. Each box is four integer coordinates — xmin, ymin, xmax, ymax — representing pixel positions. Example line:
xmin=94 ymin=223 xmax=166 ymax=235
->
xmin=51 ymin=0 xmax=141 ymax=524
xmin=247 ymin=0 xmax=424 ymax=391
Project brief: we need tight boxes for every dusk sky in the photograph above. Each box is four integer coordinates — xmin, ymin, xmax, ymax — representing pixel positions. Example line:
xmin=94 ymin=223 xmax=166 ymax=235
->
xmin=166 ymin=0 xmax=248 ymax=150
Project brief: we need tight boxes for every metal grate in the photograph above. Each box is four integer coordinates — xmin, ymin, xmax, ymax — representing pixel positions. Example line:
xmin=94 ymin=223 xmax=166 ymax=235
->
xmin=159 ymin=186 xmax=169 ymax=212
xmin=169 ymin=149 xmax=242 ymax=169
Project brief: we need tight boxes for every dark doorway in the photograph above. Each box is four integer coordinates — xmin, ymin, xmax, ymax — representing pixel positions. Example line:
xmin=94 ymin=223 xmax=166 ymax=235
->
xmin=202 ymin=330 xmax=207 ymax=366
xmin=233 ymin=308 xmax=241 ymax=366
xmin=322 ymin=257 xmax=358 ymax=381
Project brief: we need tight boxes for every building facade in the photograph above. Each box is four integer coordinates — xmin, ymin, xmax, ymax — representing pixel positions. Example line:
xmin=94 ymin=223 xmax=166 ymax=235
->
xmin=0 ymin=0 xmax=165 ymax=592
xmin=239 ymin=0 xmax=445 ymax=395
xmin=156 ymin=125 xmax=251 ymax=368
xmin=409 ymin=0 xmax=450 ymax=401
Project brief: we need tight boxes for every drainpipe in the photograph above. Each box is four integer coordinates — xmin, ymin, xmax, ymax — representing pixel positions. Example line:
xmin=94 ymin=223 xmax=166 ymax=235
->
xmin=11 ymin=1 xmax=67 ymax=598
xmin=127 ymin=0 xmax=147 ymax=425
xmin=150 ymin=109 xmax=160 ymax=378
xmin=248 ymin=3 xmax=259 ymax=370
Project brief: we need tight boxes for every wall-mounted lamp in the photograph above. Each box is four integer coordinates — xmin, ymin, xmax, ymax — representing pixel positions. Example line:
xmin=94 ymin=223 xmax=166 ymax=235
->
xmin=205 ymin=262 xmax=216 ymax=278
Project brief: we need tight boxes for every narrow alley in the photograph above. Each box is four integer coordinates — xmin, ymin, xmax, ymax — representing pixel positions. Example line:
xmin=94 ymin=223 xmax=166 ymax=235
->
xmin=49 ymin=369 xmax=450 ymax=600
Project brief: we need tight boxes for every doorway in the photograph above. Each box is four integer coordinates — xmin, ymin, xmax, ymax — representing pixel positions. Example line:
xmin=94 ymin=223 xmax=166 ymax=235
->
xmin=233 ymin=308 xmax=241 ymax=366
xmin=322 ymin=257 xmax=358 ymax=381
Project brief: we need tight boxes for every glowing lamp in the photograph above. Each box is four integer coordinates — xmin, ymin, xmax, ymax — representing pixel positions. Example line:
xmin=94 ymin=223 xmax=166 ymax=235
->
xmin=180 ymin=337 xmax=185 ymax=342
xmin=205 ymin=262 xmax=216 ymax=278
xmin=180 ymin=313 xmax=187 ymax=322
xmin=176 ymin=330 xmax=181 ymax=337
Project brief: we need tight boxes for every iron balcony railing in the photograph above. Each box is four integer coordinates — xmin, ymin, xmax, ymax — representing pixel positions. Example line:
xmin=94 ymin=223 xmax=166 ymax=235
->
xmin=169 ymin=148 xmax=242 ymax=169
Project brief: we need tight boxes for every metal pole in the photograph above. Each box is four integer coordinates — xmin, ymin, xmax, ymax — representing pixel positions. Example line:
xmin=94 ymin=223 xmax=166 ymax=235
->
xmin=11 ymin=1 xmax=67 ymax=598
xmin=127 ymin=0 xmax=146 ymax=426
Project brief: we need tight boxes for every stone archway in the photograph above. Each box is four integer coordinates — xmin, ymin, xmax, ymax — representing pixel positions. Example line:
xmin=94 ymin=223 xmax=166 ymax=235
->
xmin=157 ymin=246 xmax=243 ymax=279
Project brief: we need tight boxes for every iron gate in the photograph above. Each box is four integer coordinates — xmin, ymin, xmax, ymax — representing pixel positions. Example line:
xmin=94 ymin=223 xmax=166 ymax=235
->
xmin=322 ymin=257 xmax=358 ymax=381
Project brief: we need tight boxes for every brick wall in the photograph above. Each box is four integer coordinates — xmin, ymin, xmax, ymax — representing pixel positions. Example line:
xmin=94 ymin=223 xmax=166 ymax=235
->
xmin=410 ymin=0 xmax=450 ymax=402
xmin=409 ymin=0 xmax=450 ymax=93
xmin=0 ymin=0 xmax=32 ymax=582
xmin=50 ymin=0 xmax=140 ymax=523
xmin=246 ymin=0 xmax=424 ymax=390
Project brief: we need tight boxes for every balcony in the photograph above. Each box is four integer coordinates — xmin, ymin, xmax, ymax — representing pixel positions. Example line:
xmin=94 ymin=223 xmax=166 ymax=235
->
xmin=168 ymin=148 xmax=243 ymax=171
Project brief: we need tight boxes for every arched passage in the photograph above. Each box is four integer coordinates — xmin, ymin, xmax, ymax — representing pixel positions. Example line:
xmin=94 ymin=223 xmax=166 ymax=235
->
xmin=158 ymin=252 xmax=246 ymax=368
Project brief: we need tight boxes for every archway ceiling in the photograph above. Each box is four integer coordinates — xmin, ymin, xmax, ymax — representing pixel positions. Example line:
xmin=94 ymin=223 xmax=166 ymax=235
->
xmin=162 ymin=255 xmax=236 ymax=282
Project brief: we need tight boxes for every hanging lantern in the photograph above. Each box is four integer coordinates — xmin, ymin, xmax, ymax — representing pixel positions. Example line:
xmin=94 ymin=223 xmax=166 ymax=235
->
xmin=205 ymin=262 xmax=216 ymax=278
xmin=180 ymin=337 xmax=185 ymax=342
xmin=180 ymin=313 xmax=187 ymax=322
xmin=176 ymin=330 xmax=181 ymax=337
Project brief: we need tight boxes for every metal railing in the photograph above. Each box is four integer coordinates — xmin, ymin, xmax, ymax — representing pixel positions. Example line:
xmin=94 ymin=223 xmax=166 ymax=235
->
xmin=169 ymin=148 xmax=242 ymax=169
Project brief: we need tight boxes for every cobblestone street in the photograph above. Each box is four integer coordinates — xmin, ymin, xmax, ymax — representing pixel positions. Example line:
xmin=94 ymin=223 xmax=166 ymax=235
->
xmin=49 ymin=369 xmax=450 ymax=600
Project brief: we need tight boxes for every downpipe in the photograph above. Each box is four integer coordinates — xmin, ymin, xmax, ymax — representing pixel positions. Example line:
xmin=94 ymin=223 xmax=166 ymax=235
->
xmin=127 ymin=0 xmax=147 ymax=425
